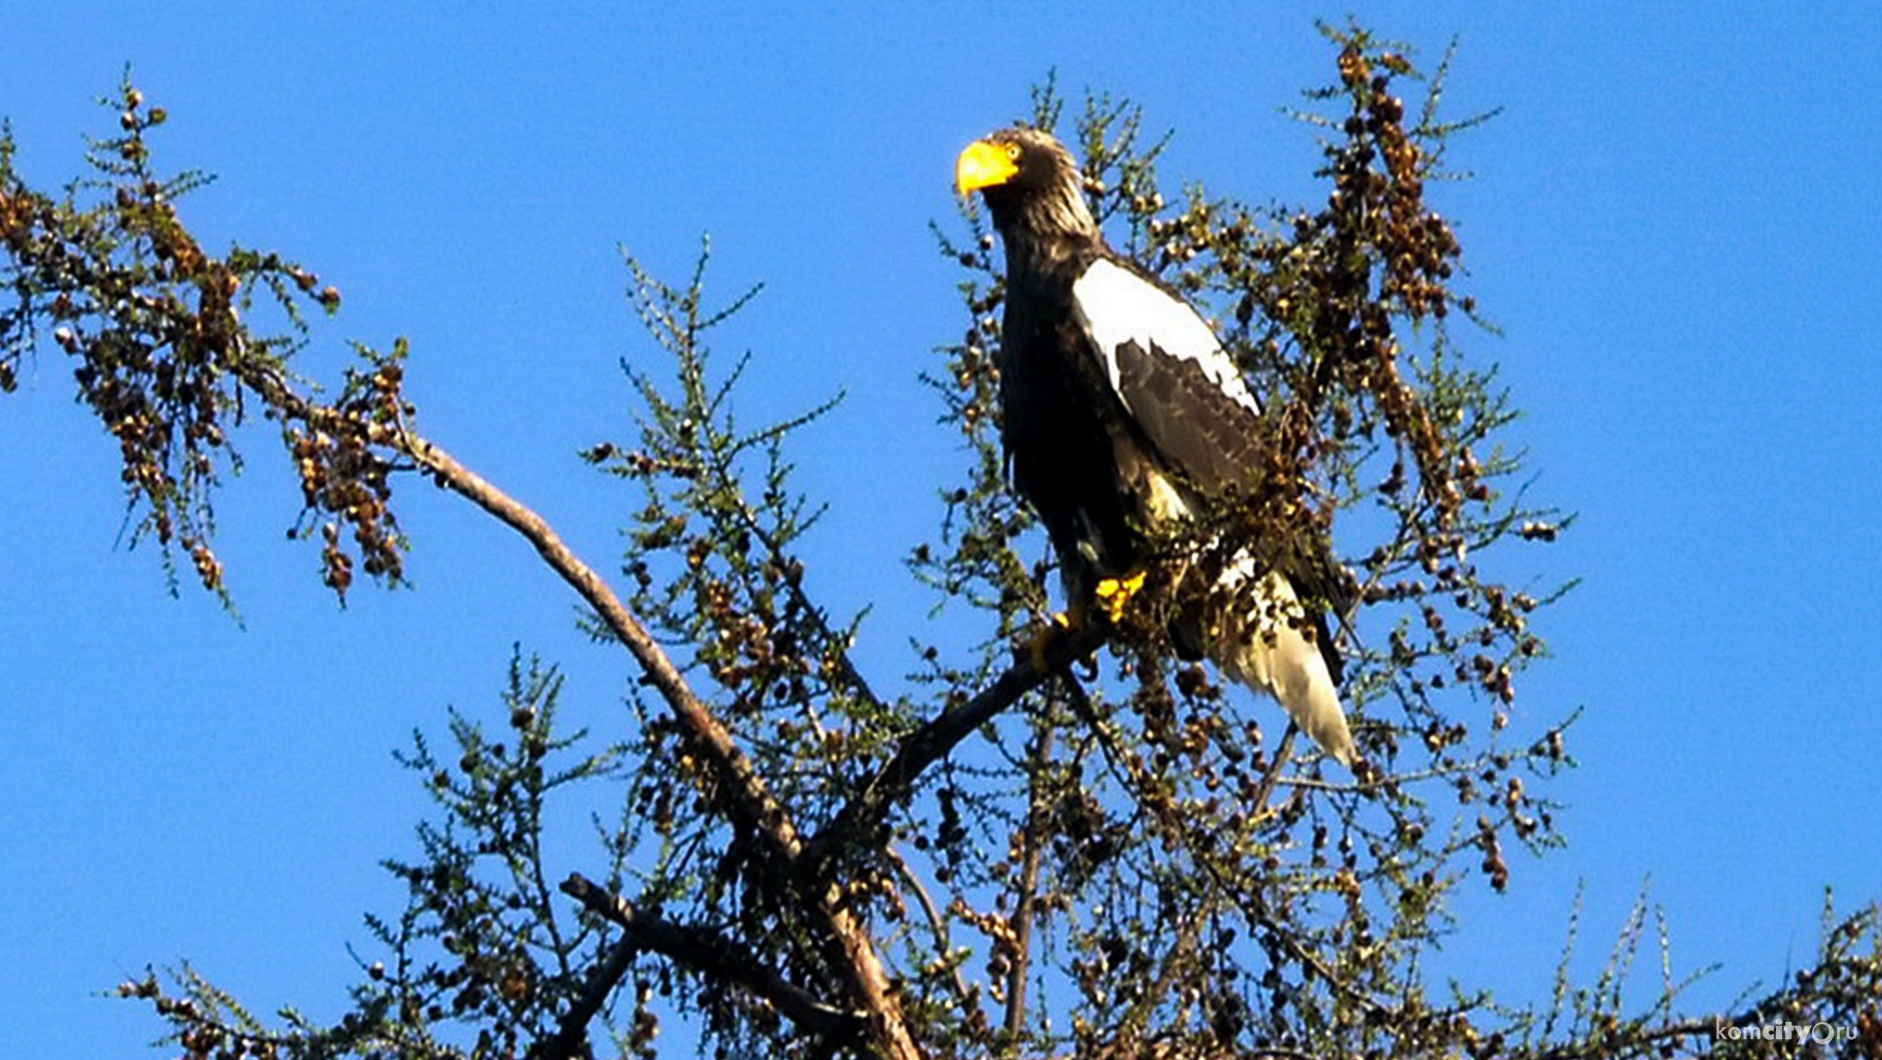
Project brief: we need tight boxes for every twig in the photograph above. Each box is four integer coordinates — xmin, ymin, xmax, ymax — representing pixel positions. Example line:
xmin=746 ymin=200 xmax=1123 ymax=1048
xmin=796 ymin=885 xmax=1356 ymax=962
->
xmin=884 ymin=845 xmax=977 ymax=1016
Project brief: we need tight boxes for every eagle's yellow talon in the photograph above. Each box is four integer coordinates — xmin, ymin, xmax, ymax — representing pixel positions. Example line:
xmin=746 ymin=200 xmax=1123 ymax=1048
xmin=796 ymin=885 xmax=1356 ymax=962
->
xmin=1026 ymin=608 xmax=1084 ymax=671
xmin=1095 ymin=570 xmax=1147 ymax=623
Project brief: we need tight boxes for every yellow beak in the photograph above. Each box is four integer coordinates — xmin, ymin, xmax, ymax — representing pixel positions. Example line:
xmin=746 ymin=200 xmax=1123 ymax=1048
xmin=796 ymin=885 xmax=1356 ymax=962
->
xmin=955 ymin=140 xmax=1018 ymax=195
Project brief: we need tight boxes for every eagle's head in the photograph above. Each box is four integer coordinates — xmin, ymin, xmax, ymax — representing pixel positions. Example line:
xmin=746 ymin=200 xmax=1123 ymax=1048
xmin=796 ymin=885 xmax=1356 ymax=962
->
xmin=955 ymin=127 xmax=1097 ymax=246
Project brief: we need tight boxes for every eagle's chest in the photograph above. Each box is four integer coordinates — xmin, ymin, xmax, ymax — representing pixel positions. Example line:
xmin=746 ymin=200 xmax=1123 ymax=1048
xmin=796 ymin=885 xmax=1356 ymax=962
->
xmin=998 ymin=281 xmax=1176 ymax=575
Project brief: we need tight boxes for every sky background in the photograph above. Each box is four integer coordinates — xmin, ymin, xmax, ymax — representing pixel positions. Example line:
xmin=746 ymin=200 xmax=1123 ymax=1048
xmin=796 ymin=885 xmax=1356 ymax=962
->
xmin=3 ymin=3 xmax=1879 ymax=1055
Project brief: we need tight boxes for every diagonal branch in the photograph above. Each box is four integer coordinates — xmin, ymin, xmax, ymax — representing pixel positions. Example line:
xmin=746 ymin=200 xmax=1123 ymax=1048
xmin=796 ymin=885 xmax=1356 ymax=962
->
xmin=367 ymin=411 xmax=925 ymax=1060
xmin=238 ymin=357 xmax=808 ymax=868
xmin=884 ymin=845 xmax=977 ymax=1016
xmin=254 ymin=389 xmax=931 ymax=1060
xmin=378 ymin=414 xmax=926 ymax=1060
xmin=805 ymin=623 xmax=1109 ymax=870
xmin=390 ymin=425 xmax=807 ymax=860
xmin=533 ymin=931 xmax=637 ymax=1060
xmin=558 ymin=874 xmax=865 ymax=1041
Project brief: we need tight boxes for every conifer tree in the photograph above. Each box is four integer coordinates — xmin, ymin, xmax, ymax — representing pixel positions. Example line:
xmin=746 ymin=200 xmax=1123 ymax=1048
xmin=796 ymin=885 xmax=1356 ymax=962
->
xmin=3 ymin=23 xmax=1876 ymax=1060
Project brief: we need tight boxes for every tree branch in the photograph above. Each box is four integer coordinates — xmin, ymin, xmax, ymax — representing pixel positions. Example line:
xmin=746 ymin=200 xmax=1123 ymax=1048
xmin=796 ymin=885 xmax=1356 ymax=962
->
xmin=884 ymin=845 xmax=977 ymax=1017
xmin=1003 ymin=712 xmax=1056 ymax=1046
xmin=389 ymin=423 xmax=927 ymax=1058
xmin=805 ymin=623 xmax=1109 ymax=869
xmin=558 ymin=873 xmax=864 ymax=1040
xmin=342 ymin=404 xmax=930 ymax=1059
xmin=533 ymin=932 xmax=637 ymax=1060
xmin=386 ymin=424 xmax=807 ymax=859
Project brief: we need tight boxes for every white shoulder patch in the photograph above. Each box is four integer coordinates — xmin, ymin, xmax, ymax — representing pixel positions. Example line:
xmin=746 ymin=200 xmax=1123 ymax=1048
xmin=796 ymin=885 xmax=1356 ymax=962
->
xmin=1071 ymin=257 xmax=1261 ymax=416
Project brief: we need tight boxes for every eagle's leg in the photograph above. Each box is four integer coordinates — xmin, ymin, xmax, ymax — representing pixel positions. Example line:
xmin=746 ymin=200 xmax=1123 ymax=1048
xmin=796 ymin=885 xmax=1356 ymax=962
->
xmin=1094 ymin=569 xmax=1147 ymax=623
xmin=1026 ymin=569 xmax=1145 ymax=670
xmin=1026 ymin=608 xmax=1079 ymax=672
xmin=1027 ymin=557 xmax=1148 ymax=671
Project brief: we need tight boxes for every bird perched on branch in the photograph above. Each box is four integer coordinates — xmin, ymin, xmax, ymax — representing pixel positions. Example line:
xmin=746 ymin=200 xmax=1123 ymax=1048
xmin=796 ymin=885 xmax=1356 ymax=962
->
xmin=955 ymin=126 xmax=1356 ymax=766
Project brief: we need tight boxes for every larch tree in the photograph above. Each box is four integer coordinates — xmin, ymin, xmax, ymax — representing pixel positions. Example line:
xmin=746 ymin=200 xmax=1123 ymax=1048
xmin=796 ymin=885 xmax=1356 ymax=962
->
xmin=2 ymin=23 xmax=1877 ymax=1060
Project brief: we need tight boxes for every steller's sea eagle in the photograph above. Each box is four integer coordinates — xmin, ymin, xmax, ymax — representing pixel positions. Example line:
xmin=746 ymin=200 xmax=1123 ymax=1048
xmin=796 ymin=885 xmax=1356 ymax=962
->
xmin=955 ymin=126 xmax=1356 ymax=766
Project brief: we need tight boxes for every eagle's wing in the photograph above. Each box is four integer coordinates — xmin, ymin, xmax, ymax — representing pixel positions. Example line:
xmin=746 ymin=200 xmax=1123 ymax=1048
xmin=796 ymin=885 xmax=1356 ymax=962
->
xmin=1070 ymin=257 xmax=1351 ymax=608
xmin=1070 ymin=257 xmax=1266 ymax=494
xmin=1072 ymin=256 xmax=1357 ymax=716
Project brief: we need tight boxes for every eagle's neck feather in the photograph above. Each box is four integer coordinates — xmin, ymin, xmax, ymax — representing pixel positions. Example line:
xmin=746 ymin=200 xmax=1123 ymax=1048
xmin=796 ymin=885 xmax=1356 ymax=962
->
xmin=999 ymin=187 xmax=1100 ymax=279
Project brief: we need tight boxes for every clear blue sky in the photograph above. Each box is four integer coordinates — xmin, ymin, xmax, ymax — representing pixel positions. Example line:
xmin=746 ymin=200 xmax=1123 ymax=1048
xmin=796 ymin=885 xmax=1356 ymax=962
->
xmin=3 ymin=3 xmax=1879 ymax=1055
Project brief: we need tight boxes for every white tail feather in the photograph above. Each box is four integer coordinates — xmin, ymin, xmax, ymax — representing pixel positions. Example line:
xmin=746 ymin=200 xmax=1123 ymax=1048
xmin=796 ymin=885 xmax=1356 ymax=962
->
xmin=1207 ymin=557 xmax=1355 ymax=766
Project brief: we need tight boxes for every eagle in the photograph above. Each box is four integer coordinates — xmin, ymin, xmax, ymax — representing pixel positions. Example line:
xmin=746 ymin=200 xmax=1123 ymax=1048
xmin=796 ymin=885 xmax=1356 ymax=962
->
xmin=955 ymin=126 xmax=1356 ymax=766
